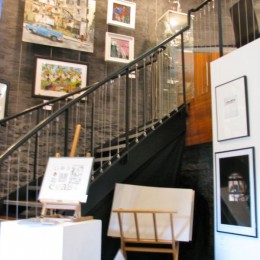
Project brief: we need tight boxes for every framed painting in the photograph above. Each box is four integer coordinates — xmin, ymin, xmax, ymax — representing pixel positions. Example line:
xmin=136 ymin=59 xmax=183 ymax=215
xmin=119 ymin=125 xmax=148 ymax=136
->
xmin=0 ymin=79 xmax=9 ymax=120
xmin=215 ymin=147 xmax=257 ymax=237
xmin=33 ymin=57 xmax=87 ymax=99
xmin=215 ymin=76 xmax=249 ymax=141
xmin=22 ymin=0 xmax=96 ymax=53
xmin=107 ymin=0 xmax=136 ymax=29
xmin=105 ymin=32 xmax=134 ymax=63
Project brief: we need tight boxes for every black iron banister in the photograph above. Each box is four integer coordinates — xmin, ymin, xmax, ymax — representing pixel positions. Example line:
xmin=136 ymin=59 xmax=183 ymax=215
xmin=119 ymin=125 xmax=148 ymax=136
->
xmin=0 ymin=0 xmax=214 ymax=164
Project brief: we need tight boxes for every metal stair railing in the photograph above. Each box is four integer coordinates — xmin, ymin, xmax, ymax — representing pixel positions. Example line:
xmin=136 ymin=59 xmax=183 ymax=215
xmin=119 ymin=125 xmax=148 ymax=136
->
xmin=0 ymin=0 xmax=229 ymax=220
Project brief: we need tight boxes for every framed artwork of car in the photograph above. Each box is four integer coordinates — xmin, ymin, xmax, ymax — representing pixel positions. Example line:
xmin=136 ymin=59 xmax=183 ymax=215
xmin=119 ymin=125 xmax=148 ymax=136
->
xmin=33 ymin=56 xmax=87 ymax=99
xmin=22 ymin=0 xmax=96 ymax=53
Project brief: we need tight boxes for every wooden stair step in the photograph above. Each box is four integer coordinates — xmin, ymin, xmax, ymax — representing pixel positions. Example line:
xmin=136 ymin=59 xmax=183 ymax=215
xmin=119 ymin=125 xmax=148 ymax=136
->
xmin=96 ymin=143 xmax=126 ymax=153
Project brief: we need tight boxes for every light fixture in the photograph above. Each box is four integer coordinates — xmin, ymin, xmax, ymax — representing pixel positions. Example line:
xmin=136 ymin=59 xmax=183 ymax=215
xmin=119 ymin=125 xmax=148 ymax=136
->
xmin=157 ymin=0 xmax=193 ymax=45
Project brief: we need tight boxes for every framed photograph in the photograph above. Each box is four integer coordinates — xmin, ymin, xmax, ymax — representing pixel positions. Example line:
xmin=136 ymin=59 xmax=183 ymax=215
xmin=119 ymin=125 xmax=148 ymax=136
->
xmin=0 ymin=79 xmax=9 ymax=120
xmin=33 ymin=57 xmax=87 ymax=99
xmin=105 ymin=32 xmax=134 ymax=63
xmin=215 ymin=76 xmax=249 ymax=141
xmin=107 ymin=0 xmax=136 ymax=29
xmin=215 ymin=147 xmax=257 ymax=237
xmin=22 ymin=0 xmax=96 ymax=53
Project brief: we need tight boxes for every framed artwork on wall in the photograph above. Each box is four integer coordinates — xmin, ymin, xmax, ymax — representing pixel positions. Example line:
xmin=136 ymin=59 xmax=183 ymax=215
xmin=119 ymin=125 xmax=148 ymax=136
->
xmin=215 ymin=147 xmax=257 ymax=237
xmin=0 ymin=79 xmax=9 ymax=120
xmin=22 ymin=0 xmax=96 ymax=53
xmin=107 ymin=0 xmax=136 ymax=29
xmin=105 ymin=32 xmax=134 ymax=63
xmin=33 ymin=56 xmax=87 ymax=99
xmin=215 ymin=76 xmax=249 ymax=141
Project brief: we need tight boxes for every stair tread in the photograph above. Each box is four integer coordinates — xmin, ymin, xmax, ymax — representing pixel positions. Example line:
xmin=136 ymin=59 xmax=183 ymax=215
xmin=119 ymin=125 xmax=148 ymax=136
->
xmin=4 ymin=200 xmax=42 ymax=207
xmin=96 ymin=143 xmax=126 ymax=153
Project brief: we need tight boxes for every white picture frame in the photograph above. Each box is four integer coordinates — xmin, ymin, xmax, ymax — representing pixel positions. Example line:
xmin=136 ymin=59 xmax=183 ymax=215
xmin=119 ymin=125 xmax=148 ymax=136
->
xmin=34 ymin=56 xmax=87 ymax=99
xmin=39 ymin=157 xmax=94 ymax=203
xmin=105 ymin=32 xmax=134 ymax=63
xmin=107 ymin=0 xmax=136 ymax=29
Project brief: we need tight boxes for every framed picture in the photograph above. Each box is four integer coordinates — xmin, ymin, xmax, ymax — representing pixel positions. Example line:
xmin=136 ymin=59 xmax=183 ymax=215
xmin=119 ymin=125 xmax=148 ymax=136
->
xmin=22 ymin=0 xmax=96 ymax=53
xmin=39 ymin=157 xmax=94 ymax=203
xmin=33 ymin=57 xmax=87 ymax=99
xmin=0 ymin=79 xmax=9 ymax=120
xmin=215 ymin=76 xmax=249 ymax=141
xmin=215 ymin=147 xmax=257 ymax=237
xmin=107 ymin=0 xmax=136 ymax=29
xmin=105 ymin=32 xmax=134 ymax=63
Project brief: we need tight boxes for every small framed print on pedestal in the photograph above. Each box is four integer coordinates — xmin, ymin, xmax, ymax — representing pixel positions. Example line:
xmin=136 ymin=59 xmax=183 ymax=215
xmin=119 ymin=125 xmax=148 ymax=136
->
xmin=39 ymin=157 xmax=94 ymax=217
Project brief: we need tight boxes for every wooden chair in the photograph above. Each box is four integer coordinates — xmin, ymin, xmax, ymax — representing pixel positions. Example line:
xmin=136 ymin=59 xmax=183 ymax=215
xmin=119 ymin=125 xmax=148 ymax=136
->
xmin=112 ymin=208 xmax=179 ymax=260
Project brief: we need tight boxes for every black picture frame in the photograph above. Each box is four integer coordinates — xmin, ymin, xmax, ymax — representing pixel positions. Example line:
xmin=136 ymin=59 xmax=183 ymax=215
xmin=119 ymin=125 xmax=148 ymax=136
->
xmin=215 ymin=76 xmax=249 ymax=142
xmin=215 ymin=147 xmax=257 ymax=237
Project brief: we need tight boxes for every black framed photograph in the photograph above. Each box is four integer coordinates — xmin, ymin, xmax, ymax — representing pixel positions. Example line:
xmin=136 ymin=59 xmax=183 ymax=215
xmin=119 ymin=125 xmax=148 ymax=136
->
xmin=33 ymin=56 xmax=87 ymax=99
xmin=215 ymin=147 xmax=257 ymax=237
xmin=215 ymin=76 xmax=249 ymax=141
xmin=0 ymin=79 xmax=9 ymax=120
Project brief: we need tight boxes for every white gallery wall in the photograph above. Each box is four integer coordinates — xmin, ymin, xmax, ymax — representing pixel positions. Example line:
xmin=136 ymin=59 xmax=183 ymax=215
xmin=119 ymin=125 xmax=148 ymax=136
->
xmin=211 ymin=38 xmax=260 ymax=260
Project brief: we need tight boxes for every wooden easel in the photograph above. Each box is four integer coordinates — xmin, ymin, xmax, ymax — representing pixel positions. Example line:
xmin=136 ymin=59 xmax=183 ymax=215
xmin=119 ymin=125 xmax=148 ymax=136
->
xmin=40 ymin=124 xmax=89 ymax=218
xmin=113 ymin=208 xmax=179 ymax=260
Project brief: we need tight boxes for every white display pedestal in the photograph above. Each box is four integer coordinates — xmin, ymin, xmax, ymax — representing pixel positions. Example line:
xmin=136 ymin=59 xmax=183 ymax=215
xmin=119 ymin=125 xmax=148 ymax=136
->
xmin=0 ymin=219 xmax=101 ymax=260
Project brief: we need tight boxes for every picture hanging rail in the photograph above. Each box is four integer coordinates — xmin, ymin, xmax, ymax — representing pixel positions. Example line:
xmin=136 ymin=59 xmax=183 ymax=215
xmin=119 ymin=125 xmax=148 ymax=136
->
xmin=33 ymin=56 xmax=87 ymax=99
xmin=107 ymin=0 xmax=136 ymax=29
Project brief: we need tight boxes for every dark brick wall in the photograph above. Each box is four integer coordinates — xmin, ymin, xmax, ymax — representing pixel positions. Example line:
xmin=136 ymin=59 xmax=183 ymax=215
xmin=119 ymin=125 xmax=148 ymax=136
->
xmin=180 ymin=142 xmax=214 ymax=260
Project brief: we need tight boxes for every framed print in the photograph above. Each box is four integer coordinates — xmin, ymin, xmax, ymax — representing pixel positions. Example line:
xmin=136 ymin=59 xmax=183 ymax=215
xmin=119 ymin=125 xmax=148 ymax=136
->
xmin=39 ymin=157 xmax=94 ymax=203
xmin=33 ymin=57 xmax=87 ymax=99
xmin=22 ymin=0 xmax=96 ymax=53
xmin=0 ymin=79 xmax=9 ymax=120
xmin=215 ymin=147 xmax=257 ymax=237
xmin=105 ymin=32 xmax=134 ymax=63
xmin=107 ymin=0 xmax=136 ymax=29
xmin=215 ymin=76 xmax=249 ymax=141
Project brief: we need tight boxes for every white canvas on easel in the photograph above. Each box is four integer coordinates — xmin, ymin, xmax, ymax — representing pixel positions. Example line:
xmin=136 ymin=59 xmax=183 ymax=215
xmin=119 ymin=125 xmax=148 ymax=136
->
xmin=38 ymin=157 xmax=94 ymax=216
xmin=107 ymin=183 xmax=195 ymax=242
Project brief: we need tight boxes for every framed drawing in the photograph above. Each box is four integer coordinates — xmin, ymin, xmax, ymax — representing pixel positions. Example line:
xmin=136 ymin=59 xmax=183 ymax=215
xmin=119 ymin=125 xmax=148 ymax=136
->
xmin=33 ymin=57 xmax=87 ymax=99
xmin=39 ymin=157 xmax=94 ymax=203
xmin=215 ymin=76 xmax=249 ymax=141
xmin=105 ymin=32 xmax=134 ymax=63
xmin=215 ymin=147 xmax=257 ymax=237
xmin=107 ymin=0 xmax=136 ymax=29
xmin=0 ymin=79 xmax=9 ymax=120
xmin=22 ymin=0 xmax=96 ymax=53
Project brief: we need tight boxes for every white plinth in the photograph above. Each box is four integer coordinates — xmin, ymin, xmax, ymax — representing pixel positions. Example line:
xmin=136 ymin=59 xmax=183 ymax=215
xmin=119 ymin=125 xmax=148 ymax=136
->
xmin=0 ymin=219 xmax=101 ymax=260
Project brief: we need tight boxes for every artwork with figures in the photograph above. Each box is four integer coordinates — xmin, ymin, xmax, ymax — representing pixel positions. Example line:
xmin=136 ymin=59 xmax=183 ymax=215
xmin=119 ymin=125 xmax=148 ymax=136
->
xmin=22 ymin=0 xmax=96 ymax=53
xmin=105 ymin=32 xmax=134 ymax=63
xmin=107 ymin=0 xmax=136 ymax=29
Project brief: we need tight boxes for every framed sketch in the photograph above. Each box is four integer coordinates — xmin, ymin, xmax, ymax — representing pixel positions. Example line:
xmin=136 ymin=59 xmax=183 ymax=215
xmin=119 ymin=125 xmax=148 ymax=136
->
xmin=0 ymin=79 xmax=9 ymax=120
xmin=33 ymin=57 xmax=87 ymax=99
xmin=215 ymin=76 xmax=249 ymax=141
xmin=39 ymin=157 xmax=94 ymax=203
xmin=215 ymin=147 xmax=257 ymax=237
xmin=105 ymin=32 xmax=134 ymax=63
xmin=22 ymin=0 xmax=96 ymax=53
xmin=107 ymin=0 xmax=136 ymax=29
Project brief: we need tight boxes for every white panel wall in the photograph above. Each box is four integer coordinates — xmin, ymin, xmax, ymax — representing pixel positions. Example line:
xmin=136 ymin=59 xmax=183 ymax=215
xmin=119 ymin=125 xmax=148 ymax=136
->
xmin=211 ymin=38 xmax=260 ymax=260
